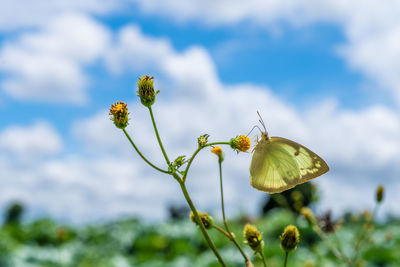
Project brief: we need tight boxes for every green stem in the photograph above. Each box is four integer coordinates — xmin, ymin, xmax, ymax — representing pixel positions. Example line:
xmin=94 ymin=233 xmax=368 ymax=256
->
xmin=178 ymin=179 xmax=227 ymax=267
xmin=183 ymin=142 xmax=230 ymax=182
xmin=122 ymin=129 xmax=169 ymax=174
xmin=313 ymin=225 xmax=345 ymax=261
xmin=350 ymin=203 xmax=380 ymax=266
xmin=213 ymin=224 xmax=232 ymax=239
xmin=218 ymin=160 xmax=249 ymax=263
xmin=260 ymin=251 xmax=268 ymax=267
xmin=283 ymin=252 xmax=288 ymax=267
xmin=148 ymin=106 xmax=170 ymax=165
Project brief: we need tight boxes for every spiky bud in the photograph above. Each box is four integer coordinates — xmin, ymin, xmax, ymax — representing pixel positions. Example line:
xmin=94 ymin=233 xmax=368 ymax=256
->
xmin=280 ymin=225 xmax=300 ymax=252
xmin=109 ymin=101 xmax=129 ymax=129
xmin=230 ymin=135 xmax=251 ymax=152
xmin=172 ymin=155 xmax=186 ymax=169
xmin=137 ymin=75 xmax=159 ymax=107
xmin=198 ymin=134 xmax=210 ymax=148
xmin=243 ymin=224 xmax=264 ymax=253
xmin=189 ymin=210 xmax=214 ymax=230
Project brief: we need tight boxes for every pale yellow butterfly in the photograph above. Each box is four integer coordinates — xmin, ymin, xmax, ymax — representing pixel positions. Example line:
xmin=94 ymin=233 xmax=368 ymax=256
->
xmin=249 ymin=113 xmax=329 ymax=194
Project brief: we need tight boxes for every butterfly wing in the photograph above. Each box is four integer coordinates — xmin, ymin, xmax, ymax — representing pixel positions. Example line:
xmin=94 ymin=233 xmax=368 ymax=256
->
xmin=249 ymin=137 xmax=329 ymax=193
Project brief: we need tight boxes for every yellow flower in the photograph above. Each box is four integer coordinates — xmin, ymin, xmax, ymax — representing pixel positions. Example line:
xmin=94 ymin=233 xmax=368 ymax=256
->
xmin=109 ymin=101 xmax=129 ymax=129
xmin=211 ymin=146 xmax=224 ymax=162
xmin=230 ymin=135 xmax=251 ymax=152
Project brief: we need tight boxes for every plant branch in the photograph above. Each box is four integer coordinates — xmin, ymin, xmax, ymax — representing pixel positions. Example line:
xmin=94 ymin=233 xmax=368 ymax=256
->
xmin=148 ymin=106 xmax=170 ymax=165
xmin=218 ymin=160 xmax=249 ymax=263
xmin=122 ymin=129 xmax=169 ymax=174
xmin=183 ymin=142 xmax=230 ymax=182
xmin=178 ymin=179 xmax=227 ymax=267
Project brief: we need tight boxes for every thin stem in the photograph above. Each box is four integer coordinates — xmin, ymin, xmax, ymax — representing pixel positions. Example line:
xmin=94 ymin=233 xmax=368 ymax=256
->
xmin=218 ymin=160 xmax=249 ymax=262
xmin=148 ymin=106 xmax=170 ymax=165
xmin=350 ymin=203 xmax=380 ymax=266
xmin=183 ymin=142 xmax=230 ymax=182
xmin=213 ymin=224 xmax=232 ymax=239
xmin=312 ymin=225 xmax=345 ymax=261
xmin=122 ymin=129 xmax=169 ymax=174
xmin=283 ymin=252 xmax=288 ymax=267
xmin=178 ymin=180 xmax=227 ymax=267
xmin=260 ymin=251 xmax=268 ymax=267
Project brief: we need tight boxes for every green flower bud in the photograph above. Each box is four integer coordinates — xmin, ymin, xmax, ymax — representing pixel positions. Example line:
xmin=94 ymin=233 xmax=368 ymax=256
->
xmin=189 ymin=210 xmax=214 ymax=230
xmin=137 ymin=75 xmax=159 ymax=107
xmin=280 ymin=225 xmax=300 ymax=252
xmin=243 ymin=224 xmax=264 ymax=253
xmin=197 ymin=134 xmax=210 ymax=148
xmin=172 ymin=155 xmax=186 ymax=169
xmin=376 ymin=185 xmax=384 ymax=203
xmin=109 ymin=101 xmax=129 ymax=129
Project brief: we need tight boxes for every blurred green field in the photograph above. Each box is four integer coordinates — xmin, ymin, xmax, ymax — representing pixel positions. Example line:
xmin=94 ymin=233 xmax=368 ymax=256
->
xmin=0 ymin=207 xmax=399 ymax=267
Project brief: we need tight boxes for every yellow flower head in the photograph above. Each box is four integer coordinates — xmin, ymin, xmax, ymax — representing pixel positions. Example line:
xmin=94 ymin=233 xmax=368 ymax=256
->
xmin=230 ymin=135 xmax=251 ymax=152
xmin=243 ymin=224 xmax=264 ymax=252
xmin=280 ymin=225 xmax=300 ymax=253
xmin=109 ymin=101 xmax=129 ymax=129
xmin=211 ymin=146 xmax=224 ymax=162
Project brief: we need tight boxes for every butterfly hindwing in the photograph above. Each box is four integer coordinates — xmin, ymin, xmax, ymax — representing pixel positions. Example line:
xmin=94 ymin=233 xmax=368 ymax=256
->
xmin=250 ymin=136 xmax=329 ymax=193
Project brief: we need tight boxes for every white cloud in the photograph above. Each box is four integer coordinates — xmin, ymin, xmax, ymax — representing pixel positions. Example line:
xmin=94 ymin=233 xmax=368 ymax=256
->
xmin=0 ymin=13 xmax=110 ymax=103
xmin=131 ymin=0 xmax=400 ymax=106
xmin=0 ymin=121 xmax=62 ymax=159
xmin=0 ymin=0 xmax=120 ymax=31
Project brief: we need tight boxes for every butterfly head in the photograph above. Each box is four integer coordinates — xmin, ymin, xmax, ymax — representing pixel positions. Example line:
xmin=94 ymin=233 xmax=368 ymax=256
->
xmin=261 ymin=131 xmax=269 ymax=141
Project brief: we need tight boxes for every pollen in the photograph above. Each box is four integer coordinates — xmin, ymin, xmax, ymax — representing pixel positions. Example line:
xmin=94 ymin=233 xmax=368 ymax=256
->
xmin=238 ymin=135 xmax=251 ymax=152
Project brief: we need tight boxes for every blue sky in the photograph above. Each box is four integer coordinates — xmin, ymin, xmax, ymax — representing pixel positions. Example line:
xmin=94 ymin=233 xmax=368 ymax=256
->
xmin=0 ymin=0 xmax=399 ymax=223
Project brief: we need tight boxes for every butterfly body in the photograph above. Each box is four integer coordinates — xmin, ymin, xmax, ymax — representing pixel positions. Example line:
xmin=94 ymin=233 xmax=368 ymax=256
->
xmin=250 ymin=132 xmax=329 ymax=194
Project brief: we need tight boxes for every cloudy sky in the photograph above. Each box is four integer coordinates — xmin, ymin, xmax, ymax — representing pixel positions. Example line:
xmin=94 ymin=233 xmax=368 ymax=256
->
xmin=0 ymin=0 xmax=399 ymax=223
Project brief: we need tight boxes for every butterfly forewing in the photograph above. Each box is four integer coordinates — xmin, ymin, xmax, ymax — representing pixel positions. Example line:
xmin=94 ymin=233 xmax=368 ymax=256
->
xmin=250 ymin=136 xmax=329 ymax=193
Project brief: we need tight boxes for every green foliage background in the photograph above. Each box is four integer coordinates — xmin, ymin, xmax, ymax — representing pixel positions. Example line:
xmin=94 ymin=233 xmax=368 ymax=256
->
xmin=0 ymin=208 xmax=399 ymax=267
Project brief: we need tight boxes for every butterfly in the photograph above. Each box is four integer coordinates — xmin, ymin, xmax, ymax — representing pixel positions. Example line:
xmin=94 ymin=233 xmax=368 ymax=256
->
xmin=249 ymin=112 xmax=329 ymax=194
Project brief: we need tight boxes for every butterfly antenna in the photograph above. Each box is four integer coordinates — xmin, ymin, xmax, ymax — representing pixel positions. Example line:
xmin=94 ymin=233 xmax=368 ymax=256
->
xmin=257 ymin=111 xmax=267 ymax=132
xmin=247 ymin=125 xmax=263 ymax=136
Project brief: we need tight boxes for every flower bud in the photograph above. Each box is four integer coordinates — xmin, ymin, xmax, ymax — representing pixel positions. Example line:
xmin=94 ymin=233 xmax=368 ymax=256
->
xmin=300 ymin=207 xmax=316 ymax=225
xmin=280 ymin=225 xmax=300 ymax=253
xmin=189 ymin=210 xmax=214 ymax=230
xmin=230 ymin=135 xmax=251 ymax=152
xmin=109 ymin=101 xmax=129 ymax=129
xmin=376 ymin=185 xmax=384 ymax=203
xmin=137 ymin=75 xmax=159 ymax=107
xmin=172 ymin=155 xmax=186 ymax=169
xmin=243 ymin=224 xmax=264 ymax=253
xmin=211 ymin=146 xmax=224 ymax=162
xmin=197 ymin=134 xmax=210 ymax=148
